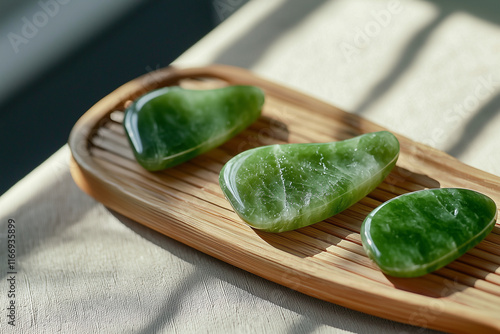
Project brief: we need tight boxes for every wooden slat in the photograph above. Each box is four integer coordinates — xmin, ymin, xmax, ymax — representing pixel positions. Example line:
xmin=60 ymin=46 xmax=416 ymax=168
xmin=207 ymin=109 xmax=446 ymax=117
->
xmin=69 ymin=65 xmax=500 ymax=333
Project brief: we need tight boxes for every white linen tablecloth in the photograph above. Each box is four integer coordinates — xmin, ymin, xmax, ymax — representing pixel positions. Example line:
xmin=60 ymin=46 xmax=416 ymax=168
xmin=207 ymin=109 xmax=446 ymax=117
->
xmin=2 ymin=0 xmax=500 ymax=332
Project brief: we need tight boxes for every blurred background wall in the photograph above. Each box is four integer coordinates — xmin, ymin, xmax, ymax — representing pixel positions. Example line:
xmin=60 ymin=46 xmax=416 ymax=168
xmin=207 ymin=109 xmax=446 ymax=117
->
xmin=0 ymin=0 xmax=248 ymax=195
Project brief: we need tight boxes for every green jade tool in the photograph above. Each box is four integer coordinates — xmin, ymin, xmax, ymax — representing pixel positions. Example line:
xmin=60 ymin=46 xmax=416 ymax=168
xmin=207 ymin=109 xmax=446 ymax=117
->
xmin=361 ymin=188 xmax=497 ymax=278
xmin=123 ymin=85 xmax=264 ymax=171
xmin=220 ymin=131 xmax=400 ymax=233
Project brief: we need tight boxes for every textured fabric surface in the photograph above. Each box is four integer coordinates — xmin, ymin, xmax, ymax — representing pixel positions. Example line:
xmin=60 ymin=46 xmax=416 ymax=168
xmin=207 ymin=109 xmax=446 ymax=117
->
xmin=3 ymin=0 xmax=500 ymax=332
xmin=177 ymin=0 xmax=500 ymax=179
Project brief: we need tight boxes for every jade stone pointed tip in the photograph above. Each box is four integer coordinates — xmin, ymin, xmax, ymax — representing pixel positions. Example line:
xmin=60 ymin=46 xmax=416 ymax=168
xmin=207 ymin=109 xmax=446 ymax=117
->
xmin=361 ymin=188 xmax=498 ymax=278
xmin=219 ymin=131 xmax=400 ymax=233
xmin=123 ymin=85 xmax=264 ymax=171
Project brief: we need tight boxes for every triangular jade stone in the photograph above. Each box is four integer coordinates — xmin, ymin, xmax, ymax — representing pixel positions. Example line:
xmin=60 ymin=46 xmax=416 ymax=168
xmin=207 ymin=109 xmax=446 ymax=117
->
xmin=220 ymin=131 xmax=400 ymax=232
xmin=124 ymin=85 xmax=264 ymax=171
xmin=361 ymin=188 xmax=497 ymax=278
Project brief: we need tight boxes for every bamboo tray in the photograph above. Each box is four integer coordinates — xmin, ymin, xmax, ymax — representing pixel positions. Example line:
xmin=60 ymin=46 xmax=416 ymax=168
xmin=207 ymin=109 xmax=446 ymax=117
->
xmin=68 ymin=65 xmax=500 ymax=333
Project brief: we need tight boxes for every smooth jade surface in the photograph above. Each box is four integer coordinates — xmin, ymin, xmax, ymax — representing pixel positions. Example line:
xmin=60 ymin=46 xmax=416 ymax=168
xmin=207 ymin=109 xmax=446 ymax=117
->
xmin=123 ymin=85 xmax=264 ymax=171
xmin=220 ymin=131 xmax=400 ymax=233
xmin=361 ymin=188 xmax=497 ymax=278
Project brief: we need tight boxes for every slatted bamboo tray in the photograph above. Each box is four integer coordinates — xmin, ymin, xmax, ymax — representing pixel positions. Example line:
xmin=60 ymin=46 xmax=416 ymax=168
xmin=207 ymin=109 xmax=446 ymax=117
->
xmin=68 ymin=65 xmax=500 ymax=333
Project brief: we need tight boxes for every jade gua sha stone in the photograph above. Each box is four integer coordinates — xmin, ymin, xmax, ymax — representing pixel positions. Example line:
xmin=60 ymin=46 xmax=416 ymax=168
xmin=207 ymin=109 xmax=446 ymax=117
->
xmin=361 ymin=188 xmax=497 ymax=278
xmin=220 ymin=131 xmax=400 ymax=233
xmin=123 ymin=85 xmax=264 ymax=171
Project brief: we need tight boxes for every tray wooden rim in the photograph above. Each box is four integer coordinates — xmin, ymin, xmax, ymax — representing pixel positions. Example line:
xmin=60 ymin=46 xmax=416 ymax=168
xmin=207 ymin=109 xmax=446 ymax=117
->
xmin=68 ymin=64 xmax=500 ymax=333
